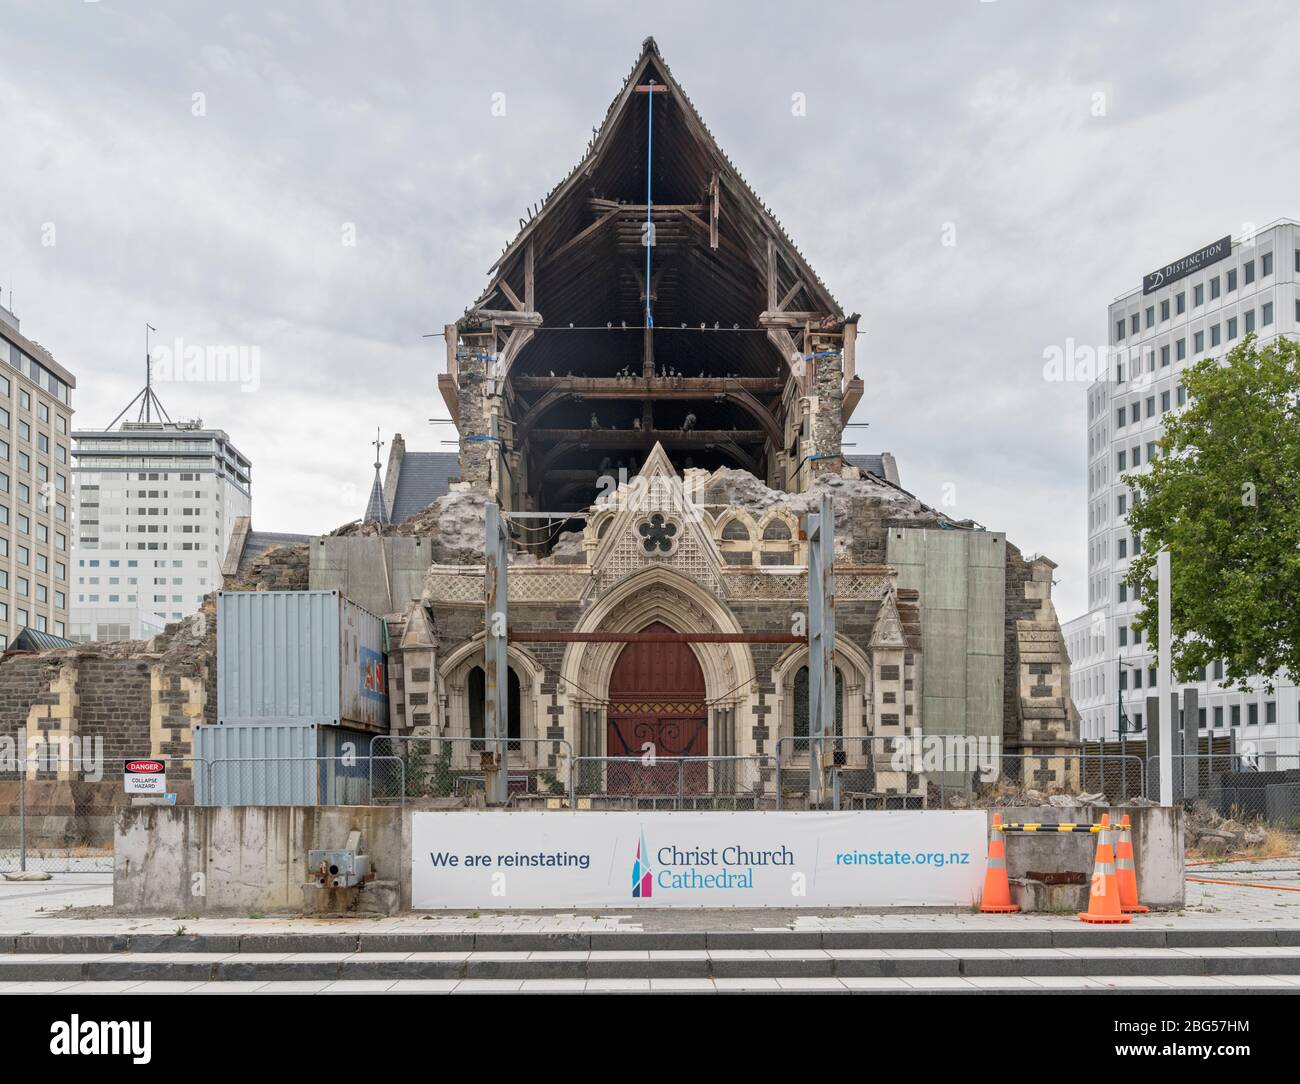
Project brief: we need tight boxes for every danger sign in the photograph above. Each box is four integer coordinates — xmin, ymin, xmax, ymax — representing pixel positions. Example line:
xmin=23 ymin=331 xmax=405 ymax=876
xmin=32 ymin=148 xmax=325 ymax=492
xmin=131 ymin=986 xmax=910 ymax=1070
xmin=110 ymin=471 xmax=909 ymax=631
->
xmin=124 ymin=759 xmax=166 ymax=794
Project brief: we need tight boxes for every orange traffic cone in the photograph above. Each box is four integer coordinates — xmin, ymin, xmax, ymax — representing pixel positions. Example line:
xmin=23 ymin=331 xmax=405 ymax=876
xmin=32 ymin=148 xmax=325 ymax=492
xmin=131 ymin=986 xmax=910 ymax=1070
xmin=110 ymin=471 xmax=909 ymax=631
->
xmin=980 ymin=813 xmax=1020 ymax=913
xmin=1115 ymin=813 xmax=1149 ymax=914
xmin=1078 ymin=813 xmax=1131 ymax=924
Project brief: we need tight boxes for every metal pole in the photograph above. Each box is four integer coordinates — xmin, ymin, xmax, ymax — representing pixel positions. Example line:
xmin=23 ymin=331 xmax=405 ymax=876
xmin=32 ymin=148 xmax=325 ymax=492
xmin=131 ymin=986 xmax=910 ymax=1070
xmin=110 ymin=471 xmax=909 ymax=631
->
xmin=1157 ymin=549 xmax=1173 ymax=807
xmin=805 ymin=493 xmax=835 ymax=807
xmin=807 ymin=504 xmax=824 ymax=805
xmin=484 ymin=502 xmax=510 ymax=806
xmin=18 ymin=753 xmax=26 ymax=874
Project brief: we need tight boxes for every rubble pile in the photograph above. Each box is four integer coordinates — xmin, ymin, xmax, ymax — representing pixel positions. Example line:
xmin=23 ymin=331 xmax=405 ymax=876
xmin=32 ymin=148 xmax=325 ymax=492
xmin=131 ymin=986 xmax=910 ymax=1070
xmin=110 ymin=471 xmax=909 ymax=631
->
xmin=333 ymin=485 xmax=486 ymax=565
xmin=1185 ymin=802 xmax=1272 ymax=857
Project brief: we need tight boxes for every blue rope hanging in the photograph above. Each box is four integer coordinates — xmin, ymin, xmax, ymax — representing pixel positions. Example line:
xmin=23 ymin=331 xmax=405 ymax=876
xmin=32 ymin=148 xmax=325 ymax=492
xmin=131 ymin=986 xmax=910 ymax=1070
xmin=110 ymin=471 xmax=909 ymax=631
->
xmin=645 ymin=79 xmax=654 ymax=329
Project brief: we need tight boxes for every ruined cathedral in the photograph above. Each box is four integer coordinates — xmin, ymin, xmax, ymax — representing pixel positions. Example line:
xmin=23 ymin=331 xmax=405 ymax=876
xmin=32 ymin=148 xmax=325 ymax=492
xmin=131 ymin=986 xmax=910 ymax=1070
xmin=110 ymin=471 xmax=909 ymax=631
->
xmin=368 ymin=38 xmax=1080 ymax=801
xmin=0 ymin=39 xmax=1078 ymax=814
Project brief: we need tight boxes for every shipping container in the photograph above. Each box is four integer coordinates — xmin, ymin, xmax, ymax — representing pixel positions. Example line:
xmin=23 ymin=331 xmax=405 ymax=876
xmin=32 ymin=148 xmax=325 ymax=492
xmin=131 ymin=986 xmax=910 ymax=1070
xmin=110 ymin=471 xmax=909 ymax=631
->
xmin=217 ymin=590 xmax=390 ymax=731
xmin=194 ymin=723 xmax=378 ymax=806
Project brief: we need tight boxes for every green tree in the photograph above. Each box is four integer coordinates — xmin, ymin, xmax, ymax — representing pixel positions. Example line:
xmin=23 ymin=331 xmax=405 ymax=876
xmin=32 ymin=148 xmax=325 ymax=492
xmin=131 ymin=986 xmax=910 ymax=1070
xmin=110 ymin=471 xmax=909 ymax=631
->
xmin=1124 ymin=334 xmax=1300 ymax=690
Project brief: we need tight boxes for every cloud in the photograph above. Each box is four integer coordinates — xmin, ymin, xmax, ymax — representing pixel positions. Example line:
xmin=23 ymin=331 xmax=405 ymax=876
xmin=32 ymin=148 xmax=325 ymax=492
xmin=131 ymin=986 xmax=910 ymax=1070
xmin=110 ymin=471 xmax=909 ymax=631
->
xmin=3 ymin=0 xmax=1299 ymax=623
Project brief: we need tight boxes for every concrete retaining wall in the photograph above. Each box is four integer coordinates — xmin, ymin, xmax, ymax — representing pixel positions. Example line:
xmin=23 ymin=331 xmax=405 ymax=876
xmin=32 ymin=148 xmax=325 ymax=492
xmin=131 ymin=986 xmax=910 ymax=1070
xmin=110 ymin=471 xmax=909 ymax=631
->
xmin=113 ymin=805 xmax=1185 ymax=914
xmin=113 ymin=805 xmax=409 ymax=914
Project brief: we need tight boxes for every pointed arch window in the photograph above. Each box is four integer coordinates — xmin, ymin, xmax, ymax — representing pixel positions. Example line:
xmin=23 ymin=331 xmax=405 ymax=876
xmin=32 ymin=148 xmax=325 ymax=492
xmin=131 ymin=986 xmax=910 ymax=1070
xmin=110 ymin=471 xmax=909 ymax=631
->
xmin=792 ymin=665 xmax=844 ymax=752
xmin=468 ymin=665 xmax=522 ymax=750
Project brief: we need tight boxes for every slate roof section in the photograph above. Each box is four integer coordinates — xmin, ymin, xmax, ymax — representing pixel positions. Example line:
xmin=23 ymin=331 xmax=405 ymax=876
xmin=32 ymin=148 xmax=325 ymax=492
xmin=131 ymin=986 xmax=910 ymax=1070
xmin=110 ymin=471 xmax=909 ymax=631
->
xmin=389 ymin=451 xmax=460 ymax=524
xmin=846 ymin=455 xmax=887 ymax=481
xmin=5 ymin=627 xmax=77 ymax=653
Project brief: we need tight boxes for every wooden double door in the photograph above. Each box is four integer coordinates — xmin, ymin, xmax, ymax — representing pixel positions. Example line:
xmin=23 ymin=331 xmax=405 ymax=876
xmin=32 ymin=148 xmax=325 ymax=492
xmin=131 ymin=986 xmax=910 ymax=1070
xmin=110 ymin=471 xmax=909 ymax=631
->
xmin=606 ymin=622 xmax=707 ymax=794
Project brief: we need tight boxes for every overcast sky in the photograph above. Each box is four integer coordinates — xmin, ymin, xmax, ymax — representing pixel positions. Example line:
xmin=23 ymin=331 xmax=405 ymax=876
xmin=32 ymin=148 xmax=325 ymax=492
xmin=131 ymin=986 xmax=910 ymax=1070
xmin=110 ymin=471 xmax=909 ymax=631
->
xmin=2 ymin=0 xmax=1298 ymax=620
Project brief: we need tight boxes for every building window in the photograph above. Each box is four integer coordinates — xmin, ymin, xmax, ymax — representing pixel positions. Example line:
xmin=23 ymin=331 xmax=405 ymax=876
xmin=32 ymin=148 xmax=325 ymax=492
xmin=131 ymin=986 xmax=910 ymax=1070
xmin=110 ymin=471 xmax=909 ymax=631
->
xmin=1194 ymin=330 xmax=1204 ymax=353
xmin=1130 ymin=403 xmax=1140 ymax=424
xmin=1247 ymin=702 xmax=1258 ymax=726
xmin=1115 ymin=319 xmax=1125 ymax=341
xmin=1145 ymin=396 xmax=1155 ymax=418
xmin=1263 ymin=301 xmax=1273 ymax=326
xmin=1193 ymin=283 xmax=1204 ymax=307
xmin=1145 ymin=305 xmax=1154 ymax=328
xmin=1117 ymin=450 xmax=1126 ymax=471
xmin=1227 ymin=316 xmax=1238 ymax=340
xmin=1262 ymin=251 xmax=1273 ymax=276
xmin=1160 ymin=390 xmax=1170 ymax=413
xmin=1210 ymin=275 xmax=1220 ymax=299
xmin=1176 ymin=384 xmax=1186 ymax=407
xmin=1116 ymin=407 xmax=1126 ymax=428
xmin=1176 ymin=291 xmax=1185 ymax=315
xmin=1214 ymin=706 xmax=1224 ymax=728
xmin=1210 ymin=323 xmax=1221 ymax=347
xmin=1243 ymin=260 xmax=1254 ymax=285
xmin=1160 ymin=299 xmax=1170 ymax=321
xmin=1130 ymin=313 xmax=1139 ymax=335
xmin=1118 ymin=539 xmax=1127 ymax=559
xmin=1244 ymin=309 xmax=1255 ymax=334
xmin=1227 ymin=268 xmax=1237 ymax=291
xmin=793 ymin=666 xmax=845 ymax=749
xmin=1176 ymin=338 xmax=1185 ymax=361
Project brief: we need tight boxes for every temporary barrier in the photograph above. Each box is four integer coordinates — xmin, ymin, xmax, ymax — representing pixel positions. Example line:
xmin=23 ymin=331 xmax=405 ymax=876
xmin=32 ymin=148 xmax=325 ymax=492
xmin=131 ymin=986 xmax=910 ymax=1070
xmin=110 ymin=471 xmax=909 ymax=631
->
xmin=410 ymin=809 xmax=987 ymax=909
xmin=1115 ymin=813 xmax=1149 ymax=913
xmin=979 ymin=813 xmax=1019 ymax=913
xmin=1077 ymin=814 xmax=1131 ymax=924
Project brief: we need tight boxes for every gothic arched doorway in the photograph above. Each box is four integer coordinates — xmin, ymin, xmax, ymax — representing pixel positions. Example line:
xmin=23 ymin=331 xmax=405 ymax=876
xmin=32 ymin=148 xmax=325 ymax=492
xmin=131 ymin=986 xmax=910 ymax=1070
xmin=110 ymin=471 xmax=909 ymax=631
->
xmin=607 ymin=621 xmax=707 ymax=793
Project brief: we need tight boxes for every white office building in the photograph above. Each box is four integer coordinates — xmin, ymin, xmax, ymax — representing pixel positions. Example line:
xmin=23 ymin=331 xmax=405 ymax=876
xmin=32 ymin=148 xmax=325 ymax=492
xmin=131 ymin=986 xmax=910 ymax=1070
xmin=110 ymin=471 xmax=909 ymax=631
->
xmin=1065 ymin=218 xmax=1300 ymax=764
xmin=70 ymin=420 xmax=251 ymax=641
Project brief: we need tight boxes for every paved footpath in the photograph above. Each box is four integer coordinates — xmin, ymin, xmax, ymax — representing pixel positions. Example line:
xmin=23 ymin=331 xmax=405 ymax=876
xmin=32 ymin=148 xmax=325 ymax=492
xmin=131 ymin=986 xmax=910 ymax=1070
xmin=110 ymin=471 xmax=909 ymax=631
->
xmin=1 ymin=869 xmax=1297 ymax=994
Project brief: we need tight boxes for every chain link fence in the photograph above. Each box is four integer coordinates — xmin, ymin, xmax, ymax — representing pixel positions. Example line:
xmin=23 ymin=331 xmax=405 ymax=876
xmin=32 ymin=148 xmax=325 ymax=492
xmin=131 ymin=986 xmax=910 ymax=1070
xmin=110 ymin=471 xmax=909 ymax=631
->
xmin=200 ymin=755 xmax=406 ymax=807
xmin=771 ymin=735 xmax=1147 ymax=810
xmin=1154 ymin=753 xmax=1300 ymax=876
xmin=573 ymin=755 xmax=779 ymax=809
xmin=368 ymin=735 xmax=574 ymax=805
xmin=0 ymin=750 xmax=204 ymax=874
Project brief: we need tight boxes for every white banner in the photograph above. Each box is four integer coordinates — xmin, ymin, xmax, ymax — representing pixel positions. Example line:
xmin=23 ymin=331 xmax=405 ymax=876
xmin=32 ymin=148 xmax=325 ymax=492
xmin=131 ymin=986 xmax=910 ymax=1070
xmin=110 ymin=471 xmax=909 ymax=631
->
xmin=411 ymin=811 xmax=987 ymax=909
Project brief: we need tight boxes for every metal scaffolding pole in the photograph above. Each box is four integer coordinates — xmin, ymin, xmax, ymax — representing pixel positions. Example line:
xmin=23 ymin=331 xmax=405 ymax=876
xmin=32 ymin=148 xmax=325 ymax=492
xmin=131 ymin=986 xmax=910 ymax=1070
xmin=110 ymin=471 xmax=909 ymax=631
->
xmin=484 ymin=502 xmax=510 ymax=806
xmin=806 ymin=493 xmax=835 ymax=806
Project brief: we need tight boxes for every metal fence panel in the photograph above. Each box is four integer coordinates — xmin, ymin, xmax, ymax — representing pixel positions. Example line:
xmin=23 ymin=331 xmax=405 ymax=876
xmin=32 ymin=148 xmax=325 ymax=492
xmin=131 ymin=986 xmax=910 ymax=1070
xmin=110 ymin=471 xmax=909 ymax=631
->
xmin=572 ymin=755 xmax=779 ymax=810
xmin=369 ymin=735 xmax=575 ymax=806
xmin=0 ymin=752 xmax=206 ymax=874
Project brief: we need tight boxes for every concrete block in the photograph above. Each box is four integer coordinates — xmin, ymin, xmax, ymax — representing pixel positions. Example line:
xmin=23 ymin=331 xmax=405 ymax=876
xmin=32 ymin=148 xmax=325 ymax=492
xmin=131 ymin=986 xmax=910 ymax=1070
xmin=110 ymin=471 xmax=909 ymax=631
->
xmin=1008 ymin=877 xmax=1089 ymax=915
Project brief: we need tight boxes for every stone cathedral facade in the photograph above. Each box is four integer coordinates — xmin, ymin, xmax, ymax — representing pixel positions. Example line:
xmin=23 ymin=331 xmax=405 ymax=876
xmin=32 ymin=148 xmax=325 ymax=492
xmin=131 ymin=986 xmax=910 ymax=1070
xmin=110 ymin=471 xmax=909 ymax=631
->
xmin=383 ymin=39 xmax=1081 ymax=803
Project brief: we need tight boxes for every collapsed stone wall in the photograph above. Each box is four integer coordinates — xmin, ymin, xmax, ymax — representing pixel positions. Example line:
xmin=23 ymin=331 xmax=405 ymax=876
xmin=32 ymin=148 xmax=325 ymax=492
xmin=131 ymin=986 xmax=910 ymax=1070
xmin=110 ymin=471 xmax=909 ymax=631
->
xmin=0 ymin=599 xmax=217 ymax=789
xmin=225 ymin=542 xmax=310 ymax=591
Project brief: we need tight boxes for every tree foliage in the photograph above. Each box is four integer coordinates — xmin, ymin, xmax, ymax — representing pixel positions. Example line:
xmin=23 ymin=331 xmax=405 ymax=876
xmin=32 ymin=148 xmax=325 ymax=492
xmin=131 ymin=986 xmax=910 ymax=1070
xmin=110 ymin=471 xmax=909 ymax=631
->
xmin=1124 ymin=334 xmax=1300 ymax=690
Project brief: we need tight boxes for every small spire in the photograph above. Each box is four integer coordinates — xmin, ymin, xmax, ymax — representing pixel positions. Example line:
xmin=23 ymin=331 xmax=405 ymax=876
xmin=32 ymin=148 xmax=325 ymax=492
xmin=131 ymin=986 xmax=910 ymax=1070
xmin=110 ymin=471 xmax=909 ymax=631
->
xmin=364 ymin=428 xmax=390 ymax=524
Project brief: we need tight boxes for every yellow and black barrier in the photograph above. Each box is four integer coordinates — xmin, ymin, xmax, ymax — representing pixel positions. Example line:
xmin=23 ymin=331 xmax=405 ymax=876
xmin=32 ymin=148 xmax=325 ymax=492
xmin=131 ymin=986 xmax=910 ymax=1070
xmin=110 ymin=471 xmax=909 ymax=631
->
xmin=993 ymin=822 xmax=1113 ymax=833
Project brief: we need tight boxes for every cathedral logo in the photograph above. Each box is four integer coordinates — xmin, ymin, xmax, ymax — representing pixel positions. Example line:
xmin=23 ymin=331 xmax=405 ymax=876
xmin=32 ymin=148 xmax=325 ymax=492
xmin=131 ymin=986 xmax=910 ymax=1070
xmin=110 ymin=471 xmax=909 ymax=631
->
xmin=631 ymin=828 xmax=653 ymax=898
